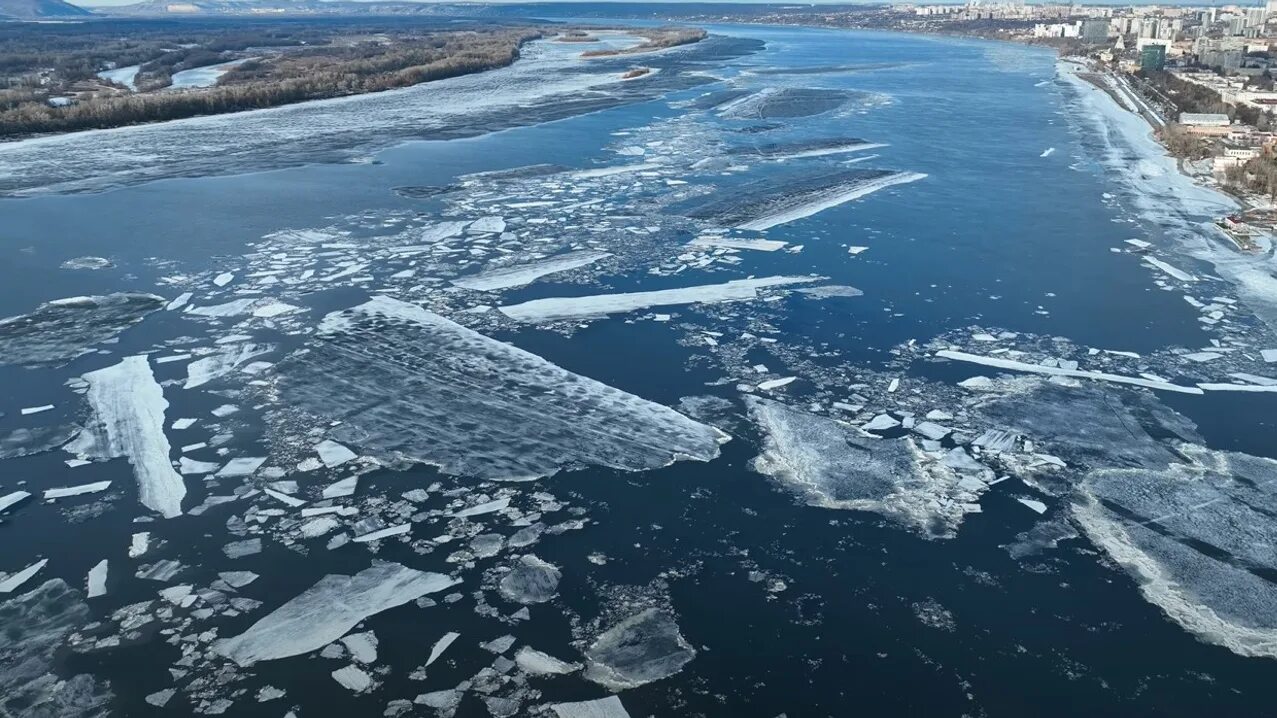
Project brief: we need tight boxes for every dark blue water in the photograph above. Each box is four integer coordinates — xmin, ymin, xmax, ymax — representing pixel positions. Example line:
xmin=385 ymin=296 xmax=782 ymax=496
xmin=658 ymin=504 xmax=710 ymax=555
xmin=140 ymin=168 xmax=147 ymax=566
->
xmin=1 ymin=22 xmax=1274 ymax=718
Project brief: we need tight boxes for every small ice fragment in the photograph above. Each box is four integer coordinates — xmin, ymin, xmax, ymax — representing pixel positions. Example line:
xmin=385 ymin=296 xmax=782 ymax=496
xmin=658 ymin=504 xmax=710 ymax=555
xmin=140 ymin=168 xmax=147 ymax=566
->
xmin=1183 ymin=352 xmax=1222 ymax=363
xmin=886 ymin=378 xmax=900 ymax=393
xmin=1018 ymin=498 xmax=1048 ymax=514
xmin=550 ymin=696 xmax=632 ymax=718
xmin=481 ymin=634 xmax=517 ymax=654
xmin=912 ymin=422 xmax=951 ymax=441
xmin=757 ymin=377 xmax=796 ymax=391
xmin=145 ymin=689 xmax=176 ymax=708
xmin=219 ymin=570 xmax=258 ymax=589
xmin=958 ymin=376 xmax=994 ymax=389
xmin=332 ymin=665 xmax=373 ymax=692
xmin=86 ymin=559 xmax=108 ymax=598
xmin=252 ymin=301 xmax=301 ymax=318
xmin=213 ymin=272 xmax=235 ymax=287
xmin=264 ymin=488 xmax=306 ymax=508
xmin=1143 ymin=257 xmax=1196 ymax=282
xmin=0 ymin=558 xmax=48 ymax=593
xmin=516 ymin=646 xmax=580 ymax=675
xmin=689 ymin=236 xmax=786 ymax=252
xmin=847 ymin=246 xmax=869 ymax=255
xmin=469 ymin=216 xmax=507 ymax=234
xmin=300 ymin=516 xmax=340 ymax=538
xmin=166 ymin=293 xmax=192 ymax=311
xmin=499 ymin=555 xmax=561 ymax=604
xmin=353 ymin=523 xmax=410 ymax=543
xmin=129 ymin=531 xmax=150 ymax=558
xmin=453 ymin=498 xmax=509 ymax=518
xmin=0 ymin=490 xmax=31 ymax=513
xmin=136 ymin=559 xmax=182 ymax=581
xmin=1262 ymin=349 xmax=1277 ymax=363
xmin=340 ymin=631 xmax=379 ymax=664
xmin=426 ymin=632 xmax=460 ymax=667
xmin=211 ymin=404 xmax=238 ymax=417
xmin=315 ymin=440 xmax=357 ymax=468
xmin=43 ymin=480 xmax=111 ymax=499
xmin=20 ymin=405 xmax=54 ymax=415
xmin=862 ymin=414 xmax=899 ymax=432
xmin=223 ymin=538 xmax=262 ymax=559
xmin=215 ymin=457 xmax=267 ymax=478
xmin=179 ymin=457 xmax=221 ymax=475
xmin=172 ymin=418 xmax=197 ymax=430
xmin=323 ymin=476 xmax=358 ymax=499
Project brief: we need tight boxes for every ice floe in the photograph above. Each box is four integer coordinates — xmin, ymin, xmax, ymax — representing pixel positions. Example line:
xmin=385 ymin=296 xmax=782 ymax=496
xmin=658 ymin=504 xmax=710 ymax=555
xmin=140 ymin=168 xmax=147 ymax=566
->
xmin=583 ymin=608 xmax=695 ymax=690
xmin=0 ymin=579 xmax=111 ymax=716
xmin=272 ymin=296 xmax=727 ymax=481
xmin=72 ymin=356 xmax=185 ymax=518
xmin=212 ymin=561 xmax=458 ymax=666
xmin=452 ymin=250 xmax=612 ymax=291
xmin=499 ymin=276 xmax=818 ymax=322
xmin=1076 ymin=446 xmax=1277 ymax=659
xmin=0 ymin=293 xmax=164 ymax=367
xmin=746 ymin=396 xmax=984 ymax=537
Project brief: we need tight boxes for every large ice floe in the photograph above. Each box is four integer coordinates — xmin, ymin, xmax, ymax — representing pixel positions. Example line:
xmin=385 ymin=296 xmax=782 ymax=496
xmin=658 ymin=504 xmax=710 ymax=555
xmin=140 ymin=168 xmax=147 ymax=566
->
xmin=272 ymin=296 xmax=727 ymax=480
xmin=451 ymin=250 xmax=612 ymax=291
xmin=972 ymin=383 xmax=1196 ymax=473
xmin=0 ymin=293 xmax=164 ymax=367
xmin=0 ymin=579 xmax=112 ymax=717
xmin=746 ymin=396 xmax=985 ymax=537
xmin=715 ymin=87 xmax=868 ymax=119
xmin=1075 ymin=446 xmax=1277 ymax=659
xmin=499 ymin=276 xmax=818 ymax=323
xmin=212 ymin=561 xmax=457 ymax=666
xmin=676 ymin=168 xmax=926 ymax=231
xmin=583 ymin=608 xmax=696 ymax=690
xmin=69 ymin=355 xmax=186 ymax=518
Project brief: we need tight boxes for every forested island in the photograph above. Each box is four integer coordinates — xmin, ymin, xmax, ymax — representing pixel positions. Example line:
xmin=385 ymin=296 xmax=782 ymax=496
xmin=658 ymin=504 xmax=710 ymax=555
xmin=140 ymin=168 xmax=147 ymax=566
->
xmin=0 ymin=20 xmax=705 ymax=139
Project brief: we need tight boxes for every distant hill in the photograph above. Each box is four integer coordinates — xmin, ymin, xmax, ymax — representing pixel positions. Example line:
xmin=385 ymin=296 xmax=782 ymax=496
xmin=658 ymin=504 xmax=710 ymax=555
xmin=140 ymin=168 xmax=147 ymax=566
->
xmin=99 ymin=1 xmax=816 ymax=18
xmin=0 ymin=0 xmax=93 ymax=18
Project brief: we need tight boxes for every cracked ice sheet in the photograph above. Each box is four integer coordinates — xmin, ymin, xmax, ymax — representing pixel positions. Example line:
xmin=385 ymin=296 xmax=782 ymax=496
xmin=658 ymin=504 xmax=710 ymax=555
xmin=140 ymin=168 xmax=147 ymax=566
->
xmin=935 ymin=349 xmax=1203 ymax=395
xmin=0 ymin=293 xmax=164 ymax=368
xmin=72 ymin=356 xmax=185 ymax=518
xmin=273 ymin=296 xmax=727 ymax=481
xmin=745 ymin=396 xmax=983 ymax=538
xmin=973 ymin=383 xmax=1195 ymax=471
xmin=184 ymin=343 xmax=274 ymax=389
xmin=451 ymin=250 xmax=612 ymax=292
xmin=212 ymin=561 xmax=457 ymax=666
xmin=0 ymin=579 xmax=112 ymax=717
xmin=677 ymin=168 xmax=926 ymax=231
xmin=1076 ymin=446 xmax=1277 ymax=659
xmin=499 ymin=276 xmax=818 ymax=323
xmin=551 ymin=697 xmax=632 ymax=718
xmin=0 ymin=36 xmax=761 ymax=196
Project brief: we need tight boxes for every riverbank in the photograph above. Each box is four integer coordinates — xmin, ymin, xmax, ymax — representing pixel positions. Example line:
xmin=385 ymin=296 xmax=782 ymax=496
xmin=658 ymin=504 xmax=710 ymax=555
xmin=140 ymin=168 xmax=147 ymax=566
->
xmin=1059 ymin=55 xmax=1277 ymax=333
xmin=0 ymin=26 xmax=545 ymax=140
xmin=0 ymin=21 xmax=710 ymax=141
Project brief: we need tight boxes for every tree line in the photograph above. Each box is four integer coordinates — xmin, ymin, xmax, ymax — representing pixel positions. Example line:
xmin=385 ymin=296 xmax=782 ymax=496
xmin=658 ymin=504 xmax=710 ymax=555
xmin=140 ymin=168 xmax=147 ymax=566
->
xmin=0 ymin=28 xmax=541 ymax=139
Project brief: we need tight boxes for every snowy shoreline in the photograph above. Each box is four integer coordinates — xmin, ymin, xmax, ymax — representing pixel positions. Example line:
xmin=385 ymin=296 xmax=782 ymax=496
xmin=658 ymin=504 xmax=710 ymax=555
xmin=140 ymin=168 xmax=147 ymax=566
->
xmin=1058 ymin=58 xmax=1277 ymax=332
